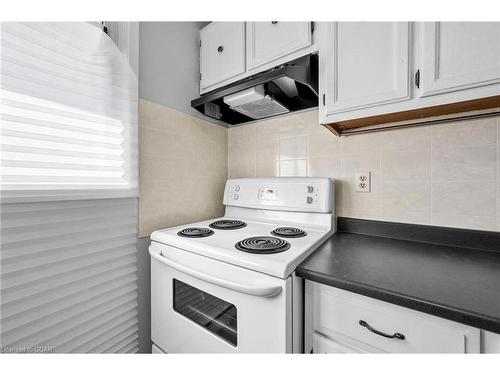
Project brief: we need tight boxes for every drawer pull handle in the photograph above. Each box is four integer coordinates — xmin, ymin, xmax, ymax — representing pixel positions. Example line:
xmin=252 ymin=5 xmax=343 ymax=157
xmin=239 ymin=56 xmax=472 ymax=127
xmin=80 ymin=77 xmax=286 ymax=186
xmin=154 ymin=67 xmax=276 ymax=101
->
xmin=359 ymin=320 xmax=405 ymax=340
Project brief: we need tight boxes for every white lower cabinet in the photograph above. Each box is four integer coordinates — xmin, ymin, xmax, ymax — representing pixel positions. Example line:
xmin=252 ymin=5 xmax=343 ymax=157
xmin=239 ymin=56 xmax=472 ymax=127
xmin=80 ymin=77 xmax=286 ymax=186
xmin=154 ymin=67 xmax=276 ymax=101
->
xmin=305 ymin=281 xmax=499 ymax=353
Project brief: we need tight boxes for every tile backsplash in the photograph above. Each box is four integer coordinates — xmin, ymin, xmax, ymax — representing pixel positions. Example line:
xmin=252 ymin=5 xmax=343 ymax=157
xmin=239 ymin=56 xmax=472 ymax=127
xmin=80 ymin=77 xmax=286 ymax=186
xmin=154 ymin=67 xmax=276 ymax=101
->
xmin=139 ymin=99 xmax=227 ymax=237
xmin=138 ymin=101 xmax=499 ymax=234
xmin=228 ymin=110 xmax=500 ymax=232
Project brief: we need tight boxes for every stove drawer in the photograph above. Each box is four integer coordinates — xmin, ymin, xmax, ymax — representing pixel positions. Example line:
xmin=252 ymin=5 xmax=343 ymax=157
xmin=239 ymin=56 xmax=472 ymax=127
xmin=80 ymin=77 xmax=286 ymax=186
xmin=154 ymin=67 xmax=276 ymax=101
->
xmin=308 ymin=282 xmax=480 ymax=353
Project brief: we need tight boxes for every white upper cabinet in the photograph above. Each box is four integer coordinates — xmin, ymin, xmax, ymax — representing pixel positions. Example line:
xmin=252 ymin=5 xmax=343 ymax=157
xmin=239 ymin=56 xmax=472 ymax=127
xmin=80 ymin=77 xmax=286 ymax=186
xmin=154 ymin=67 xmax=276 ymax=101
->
xmin=420 ymin=22 xmax=500 ymax=97
xmin=200 ymin=22 xmax=246 ymax=91
xmin=322 ymin=22 xmax=410 ymax=118
xmin=246 ymin=22 xmax=313 ymax=70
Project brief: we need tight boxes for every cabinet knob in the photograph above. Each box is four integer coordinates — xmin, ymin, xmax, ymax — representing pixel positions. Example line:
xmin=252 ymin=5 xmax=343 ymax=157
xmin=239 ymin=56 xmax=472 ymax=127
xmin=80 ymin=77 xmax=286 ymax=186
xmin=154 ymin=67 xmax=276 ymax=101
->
xmin=217 ymin=45 xmax=224 ymax=53
xmin=271 ymin=21 xmax=278 ymax=25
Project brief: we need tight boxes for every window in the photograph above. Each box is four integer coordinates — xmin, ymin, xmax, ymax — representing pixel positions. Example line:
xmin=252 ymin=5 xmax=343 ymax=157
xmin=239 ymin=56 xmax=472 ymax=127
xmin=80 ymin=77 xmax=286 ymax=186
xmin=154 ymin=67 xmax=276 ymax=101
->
xmin=0 ymin=22 xmax=139 ymax=353
xmin=1 ymin=22 xmax=138 ymax=199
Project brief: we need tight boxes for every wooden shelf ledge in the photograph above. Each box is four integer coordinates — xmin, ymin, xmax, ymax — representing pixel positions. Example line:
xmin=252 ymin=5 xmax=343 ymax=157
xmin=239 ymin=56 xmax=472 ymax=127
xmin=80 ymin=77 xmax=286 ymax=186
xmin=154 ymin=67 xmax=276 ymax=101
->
xmin=323 ymin=95 xmax=500 ymax=136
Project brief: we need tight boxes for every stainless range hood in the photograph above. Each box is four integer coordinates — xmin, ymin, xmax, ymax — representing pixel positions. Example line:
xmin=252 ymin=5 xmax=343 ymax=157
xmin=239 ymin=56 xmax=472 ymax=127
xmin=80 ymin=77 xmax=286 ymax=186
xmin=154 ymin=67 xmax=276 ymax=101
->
xmin=191 ymin=55 xmax=318 ymax=126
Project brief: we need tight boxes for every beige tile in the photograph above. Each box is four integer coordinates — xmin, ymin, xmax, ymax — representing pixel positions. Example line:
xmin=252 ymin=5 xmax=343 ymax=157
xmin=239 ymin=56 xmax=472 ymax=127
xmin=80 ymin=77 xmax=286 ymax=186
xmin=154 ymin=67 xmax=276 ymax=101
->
xmin=255 ymin=133 xmax=279 ymax=162
xmin=140 ymin=99 xmax=199 ymax=138
xmin=139 ymin=127 xmax=170 ymax=160
xmin=279 ymin=159 xmax=307 ymax=176
xmin=256 ymin=159 xmax=279 ymax=178
xmin=380 ymin=126 xmax=430 ymax=154
xmin=340 ymin=184 xmax=380 ymax=213
xmin=341 ymin=152 xmax=380 ymax=180
xmin=308 ymin=130 xmax=340 ymax=159
xmin=308 ymin=157 xmax=340 ymax=179
xmin=431 ymin=214 xmax=497 ymax=231
xmin=277 ymin=114 xmax=311 ymax=138
xmin=340 ymin=133 xmax=380 ymax=156
xmin=296 ymin=110 xmax=323 ymax=134
xmin=379 ymin=209 xmax=430 ymax=225
xmin=381 ymin=180 xmax=431 ymax=216
xmin=381 ymin=150 xmax=430 ymax=182
xmin=432 ymin=145 xmax=497 ymax=181
xmin=431 ymin=117 xmax=497 ymax=148
xmin=432 ymin=180 xmax=496 ymax=217
xmin=339 ymin=206 xmax=381 ymax=221
xmin=139 ymin=207 xmax=175 ymax=238
xmin=228 ymin=150 xmax=255 ymax=178
xmin=139 ymin=101 xmax=228 ymax=237
xmin=255 ymin=119 xmax=280 ymax=139
xmin=279 ymin=136 xmax=307 ymax=160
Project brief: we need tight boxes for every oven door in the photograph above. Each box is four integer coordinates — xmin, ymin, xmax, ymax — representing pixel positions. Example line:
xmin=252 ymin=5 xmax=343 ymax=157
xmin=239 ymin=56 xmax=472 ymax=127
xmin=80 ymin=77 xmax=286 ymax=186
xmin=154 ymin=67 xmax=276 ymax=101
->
xmin=150 ymin=242 xmax=292 ymax=353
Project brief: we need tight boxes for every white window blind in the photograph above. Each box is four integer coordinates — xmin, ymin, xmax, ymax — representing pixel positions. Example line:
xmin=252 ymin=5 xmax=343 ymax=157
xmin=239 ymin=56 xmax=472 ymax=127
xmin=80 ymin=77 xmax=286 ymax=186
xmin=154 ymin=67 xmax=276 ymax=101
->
xmin=1 ymin=23 xmax=140 ymax=353
xmin=1 ymin=22 xmax=138 ymax=200
xmin=0 ymin=198 xmax=139 ymax=353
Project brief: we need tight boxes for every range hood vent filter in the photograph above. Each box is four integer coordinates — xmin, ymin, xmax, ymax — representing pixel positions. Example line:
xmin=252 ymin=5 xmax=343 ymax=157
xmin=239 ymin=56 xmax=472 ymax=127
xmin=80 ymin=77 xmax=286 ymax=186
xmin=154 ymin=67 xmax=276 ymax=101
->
xmin=223 ymin=85 xmax=289 ymax=120
xmin=232 ymin=96 xmax=289 ymax=120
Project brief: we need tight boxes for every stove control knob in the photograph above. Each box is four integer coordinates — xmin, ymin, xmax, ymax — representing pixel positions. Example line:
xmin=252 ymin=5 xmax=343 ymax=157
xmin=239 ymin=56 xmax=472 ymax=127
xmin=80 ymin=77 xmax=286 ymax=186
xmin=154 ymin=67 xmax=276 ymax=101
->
xmin=306 ymin=196 xmax=313 ymax=204
xmin=307 ymin=185 xmax=314 ymax=193
xmin=234 ymin=185 xmax=240 ymax=192
xmin=234 ymin=193 xmax=239 ymax=200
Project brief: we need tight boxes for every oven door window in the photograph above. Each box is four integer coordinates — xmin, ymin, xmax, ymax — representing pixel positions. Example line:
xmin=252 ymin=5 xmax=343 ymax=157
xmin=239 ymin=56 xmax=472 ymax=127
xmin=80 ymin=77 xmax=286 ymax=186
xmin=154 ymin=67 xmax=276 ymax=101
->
xmin=173 ymin=279 xmax=237 ymax=346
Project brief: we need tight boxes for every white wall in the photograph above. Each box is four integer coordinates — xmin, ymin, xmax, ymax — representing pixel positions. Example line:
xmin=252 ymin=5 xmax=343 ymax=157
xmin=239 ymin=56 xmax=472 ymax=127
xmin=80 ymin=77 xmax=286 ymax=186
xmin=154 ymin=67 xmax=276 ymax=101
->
xmin=139 ymin=22 xmax=209 ymax=117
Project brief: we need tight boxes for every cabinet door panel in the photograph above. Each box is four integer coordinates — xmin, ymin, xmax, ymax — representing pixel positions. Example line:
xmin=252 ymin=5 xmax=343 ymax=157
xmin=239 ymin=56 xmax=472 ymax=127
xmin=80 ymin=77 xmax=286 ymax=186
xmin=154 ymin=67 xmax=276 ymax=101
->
xmin=324 ymin=22 xmax=410 ymax=115
xmin=421 ymin=22 xmax=500 ymax=97
xmin=247 ymin=22 xmax=312 ymax=70
xmin=200 ymin=22 xmax=245 ymax=91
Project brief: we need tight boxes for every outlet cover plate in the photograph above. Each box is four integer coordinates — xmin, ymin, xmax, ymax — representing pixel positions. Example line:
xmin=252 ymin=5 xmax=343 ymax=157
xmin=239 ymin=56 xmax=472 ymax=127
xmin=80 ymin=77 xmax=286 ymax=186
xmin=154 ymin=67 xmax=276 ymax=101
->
xmin=355 ymin=172 xmax=371 ymax=192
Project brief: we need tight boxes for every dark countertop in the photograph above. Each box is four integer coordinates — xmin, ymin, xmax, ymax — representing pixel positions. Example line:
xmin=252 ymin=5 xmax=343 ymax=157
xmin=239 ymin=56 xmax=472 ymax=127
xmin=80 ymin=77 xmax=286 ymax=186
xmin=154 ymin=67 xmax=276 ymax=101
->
xmin=296 ymin=218 xmax=500 ymax=334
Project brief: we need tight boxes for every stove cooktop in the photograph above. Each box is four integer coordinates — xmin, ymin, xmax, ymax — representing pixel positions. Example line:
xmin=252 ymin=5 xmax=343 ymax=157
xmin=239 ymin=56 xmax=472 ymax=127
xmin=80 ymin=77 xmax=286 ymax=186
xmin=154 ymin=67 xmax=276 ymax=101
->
xmin=153 ymin=216 xmax=332 ymax=279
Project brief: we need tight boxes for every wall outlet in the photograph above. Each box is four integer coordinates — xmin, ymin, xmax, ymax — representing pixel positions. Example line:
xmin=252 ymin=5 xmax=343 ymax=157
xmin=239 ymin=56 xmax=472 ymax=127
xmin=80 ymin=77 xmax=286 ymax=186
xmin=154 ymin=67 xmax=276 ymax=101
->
xmin=355 ymin=172 xmax=371 ymax=192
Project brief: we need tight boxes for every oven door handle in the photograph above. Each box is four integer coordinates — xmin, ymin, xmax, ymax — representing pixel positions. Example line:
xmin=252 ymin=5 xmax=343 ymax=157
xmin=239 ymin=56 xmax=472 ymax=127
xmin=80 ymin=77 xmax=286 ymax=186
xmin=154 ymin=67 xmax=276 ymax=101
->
xmin=150 ymin=249 xmax=282 ymax=298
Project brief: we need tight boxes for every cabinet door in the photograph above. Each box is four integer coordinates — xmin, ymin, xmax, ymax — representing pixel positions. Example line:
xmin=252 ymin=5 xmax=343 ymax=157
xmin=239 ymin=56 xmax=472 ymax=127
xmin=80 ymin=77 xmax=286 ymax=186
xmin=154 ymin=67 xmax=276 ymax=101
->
xmin=421 ymin=22 xmax=500 ymax=97
xmin=246 ymin=22 xmax=312 ymax=70
xmin=200 ymin=22 xmax=245 ymax=91
xmin=323 ymin=22 xmax=410 ymax=116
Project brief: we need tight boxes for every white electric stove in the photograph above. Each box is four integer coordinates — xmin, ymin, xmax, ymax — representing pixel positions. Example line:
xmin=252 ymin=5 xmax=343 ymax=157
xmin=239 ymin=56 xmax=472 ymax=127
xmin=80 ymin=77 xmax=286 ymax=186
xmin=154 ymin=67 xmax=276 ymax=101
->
xmin=149 ymin=177 xmax=335 ymax=353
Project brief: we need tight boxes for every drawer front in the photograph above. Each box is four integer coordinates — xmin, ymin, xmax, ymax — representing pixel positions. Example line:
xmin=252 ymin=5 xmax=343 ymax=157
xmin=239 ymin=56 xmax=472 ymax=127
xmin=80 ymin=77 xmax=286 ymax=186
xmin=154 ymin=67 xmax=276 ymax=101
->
xmin=313 ymin=333 xmax=365 ymax=354
xmin=200 ymin=22 xmax=246 ymax=90
xmin=246 ymin=22 xmax=312 ymax=70
xmin=311 ymin=283 xmax=480 ymax=353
